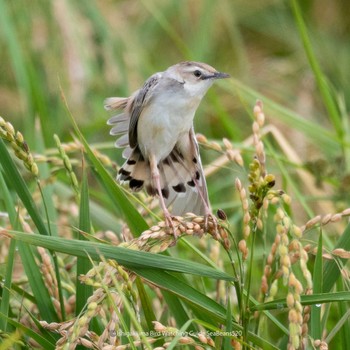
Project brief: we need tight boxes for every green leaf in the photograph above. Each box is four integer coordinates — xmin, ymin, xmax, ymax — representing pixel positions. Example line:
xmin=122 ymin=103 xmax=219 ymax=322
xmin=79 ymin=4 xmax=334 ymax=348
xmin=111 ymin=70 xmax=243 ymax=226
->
xmin=162 ymin=290 xmax=196 ymax=332
xmin=311 ymin=231 xmax=323 ymax=339
xmin=16 ymin=241 xmax=59 ymax=322
xmin=5 ymin=230 xmax=234 ymax=281
xmin=323 ymin=223 xmax=350 ymax=293
xmin=162 ymin=319 xmax=194 ymax=350
xmin=222 ymin=80 xmax=340 ymax=155
xmin=135 ymin=278 xmax=157 ymax=331
xmin=291 ymin=0 xmax=343 ymax=139
xmin=0 ymin=170 xmax=17 ymax=331
xmin=136 ymin=269 xmax=278 ymax=350
xmin=34 ymin=120 xmax=66 ymax=320
xmin=330 ymin=279 xmax=350 ymax=348
xmin=76 ymin=165 xmax=93 ymax=315
xmin=0 ymin=139 xmax=49 ymax=236
xmin=249 ymin=295 xmax=289 ymax=335
xmin=223 ymin=296 xmax=232 ymax=350
xmin=35 ymin=120 xmax=58 ymax=237
xmin=0 ymin=311 xmax=55 ymax=349
xmin=250 ymin=291 xmax=350 ymax=312
xmin=0 ymin=144 xmax=58 ymax=322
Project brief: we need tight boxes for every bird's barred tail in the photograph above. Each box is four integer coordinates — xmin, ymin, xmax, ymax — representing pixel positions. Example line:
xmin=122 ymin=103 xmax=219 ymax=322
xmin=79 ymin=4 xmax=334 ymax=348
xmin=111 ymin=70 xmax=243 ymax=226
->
xmin=118 ymin=145 xmax=208 ymax=216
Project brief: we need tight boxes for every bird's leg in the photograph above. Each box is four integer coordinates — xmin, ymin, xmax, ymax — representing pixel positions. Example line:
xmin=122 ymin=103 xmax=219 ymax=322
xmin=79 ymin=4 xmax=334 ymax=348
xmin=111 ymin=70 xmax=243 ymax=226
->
xmin=149 ymin=155 xmax=177 ymax=238
xmin=193 ymin=178 xmax=218 ymax=233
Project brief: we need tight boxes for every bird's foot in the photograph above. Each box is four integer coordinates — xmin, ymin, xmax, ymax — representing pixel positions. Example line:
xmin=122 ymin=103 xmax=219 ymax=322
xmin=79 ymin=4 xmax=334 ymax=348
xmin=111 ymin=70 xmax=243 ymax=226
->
xmin=204 ymin=212 xmax=218 ymax=235
xmin=164 ymin=211 xmax=178 ymax=240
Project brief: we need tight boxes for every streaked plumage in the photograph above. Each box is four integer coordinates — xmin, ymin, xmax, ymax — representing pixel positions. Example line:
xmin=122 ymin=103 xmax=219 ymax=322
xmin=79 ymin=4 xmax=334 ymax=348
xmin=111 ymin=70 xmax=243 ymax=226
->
xmin=105 ymin=61 xmax=229 ymax=230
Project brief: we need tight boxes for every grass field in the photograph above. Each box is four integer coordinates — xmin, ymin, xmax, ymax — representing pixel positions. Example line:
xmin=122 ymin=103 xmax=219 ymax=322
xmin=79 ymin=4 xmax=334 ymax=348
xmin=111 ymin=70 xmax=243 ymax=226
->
xmin=0 ymin=1 xmax=350 ymax=349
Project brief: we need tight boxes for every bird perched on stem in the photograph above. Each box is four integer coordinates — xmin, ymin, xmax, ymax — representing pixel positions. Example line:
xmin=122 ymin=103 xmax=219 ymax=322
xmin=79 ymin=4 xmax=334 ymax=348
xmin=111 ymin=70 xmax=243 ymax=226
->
xmin=105 ymin=61 xmax=229 ymax=235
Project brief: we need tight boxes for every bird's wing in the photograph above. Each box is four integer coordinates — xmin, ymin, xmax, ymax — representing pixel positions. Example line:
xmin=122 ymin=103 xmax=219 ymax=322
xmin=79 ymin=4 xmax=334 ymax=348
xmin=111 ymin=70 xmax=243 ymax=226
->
xmin=189 ymin=126 xmax=210 ymax=211
xmin=128 ymin=73 xmax=161 ymax=148
xmin=105 ymin=72 xmax=161 ymax=150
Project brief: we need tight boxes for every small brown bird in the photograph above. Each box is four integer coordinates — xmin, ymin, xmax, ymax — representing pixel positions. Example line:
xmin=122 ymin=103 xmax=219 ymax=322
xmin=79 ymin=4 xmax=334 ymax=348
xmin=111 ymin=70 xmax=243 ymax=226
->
xmin=105 ymin=61 xmax=229 ymax=232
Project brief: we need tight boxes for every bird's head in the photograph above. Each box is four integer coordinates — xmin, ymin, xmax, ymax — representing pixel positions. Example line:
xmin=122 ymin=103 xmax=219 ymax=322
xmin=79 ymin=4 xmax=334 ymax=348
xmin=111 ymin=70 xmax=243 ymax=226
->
xmin=165 ymin=61 xmax=230 ymax=97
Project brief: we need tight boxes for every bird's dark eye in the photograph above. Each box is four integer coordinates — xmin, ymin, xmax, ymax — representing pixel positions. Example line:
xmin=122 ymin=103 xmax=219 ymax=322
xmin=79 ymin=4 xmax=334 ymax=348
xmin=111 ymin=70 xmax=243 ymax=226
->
xmin=193 ymin=70 xmax=202 ymax=77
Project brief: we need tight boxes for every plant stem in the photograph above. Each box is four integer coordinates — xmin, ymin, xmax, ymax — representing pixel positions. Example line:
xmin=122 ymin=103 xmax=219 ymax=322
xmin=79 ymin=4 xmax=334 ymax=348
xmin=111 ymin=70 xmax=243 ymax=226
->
xmin=242 ymin=220 xmax=258 ymax=350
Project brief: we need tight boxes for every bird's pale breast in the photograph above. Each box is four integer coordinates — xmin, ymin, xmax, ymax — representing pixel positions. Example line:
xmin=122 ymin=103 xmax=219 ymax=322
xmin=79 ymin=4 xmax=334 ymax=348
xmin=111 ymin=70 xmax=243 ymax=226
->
xmin=137 ymin=93 xmax=199 ymax=162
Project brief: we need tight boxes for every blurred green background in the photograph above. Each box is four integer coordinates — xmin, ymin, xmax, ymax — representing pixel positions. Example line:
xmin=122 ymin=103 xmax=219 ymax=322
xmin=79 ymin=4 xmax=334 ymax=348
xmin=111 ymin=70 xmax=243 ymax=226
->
xmin=1 ymin=0 xmax=350 ymax=214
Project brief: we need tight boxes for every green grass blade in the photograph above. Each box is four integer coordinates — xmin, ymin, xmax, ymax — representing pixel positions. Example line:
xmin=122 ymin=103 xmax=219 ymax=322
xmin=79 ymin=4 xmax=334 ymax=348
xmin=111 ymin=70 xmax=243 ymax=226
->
xmin=291 ymin=0 xmax=343 ymax=139
xmin=0 ymin=240 xmax=16 ymax=332
xmin=0 ymin=146 xmax=58 ymax=322
xmin=311 ymin=231 xmax=323 ymax=339
xmin=0 ymin=311 xmax=55 ymax=349
xmin=4 ymin=230 xmax=234 ymax=281
xmin=332 ymin=279 xmax=350 ymax=348
xmin=0 ymin=170 xmax=17 ymax=331
xmin=34 ymin=120 xmax=58 ymax=237
xmin=137 ymin=269 xmax=278 ymax=350
xmin=34 ymin=121 xmax=67 ymax=320
xmin=326 ymin=307 xmax=350 ymax=345
xmin=223 ymin=296 xmax=232 ymax=350
xmin=137 ymin=268 xmax=227 ymax=322
xmin=222 ymin=79 xmax=341 ymax=154
xmin=162 ymin=290 xmax=196 ymax=332
xmin=135 ymin=277 xmax=157 ymax=331
xmin=60 ymin=88 xmax=148 ymax=236
xmin=162 ymin=319 xmax=193 ymax=350
xmin=0 ymin=312 xmax=55 ymax=350
xmin=16 ymin=240 xmax=59 ymax=322
xmin=8 ymin=284 xmax=35 ymax=306
xmin=0 ymin=139 xmax=49 ymax=236
xmin=323 ymin=223 xmax=350 ymax=293
xmin=76 ymin=165 xmax=93 ymax=315
xmin=250 ymin=291 xmax=350 ymax=312
xmin=179 ymin=238 xmax=220 ymax=269
xmin=249 ymin=295 xmax=289 ymax=335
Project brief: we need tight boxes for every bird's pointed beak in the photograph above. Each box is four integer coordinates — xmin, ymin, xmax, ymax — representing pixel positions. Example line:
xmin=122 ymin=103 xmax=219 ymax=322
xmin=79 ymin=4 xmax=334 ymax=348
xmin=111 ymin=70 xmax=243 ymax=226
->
xmin=213 ymin=71 xmax=230 ymax=79
xmin=202 ymin=71 xmax=230 ymax=80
